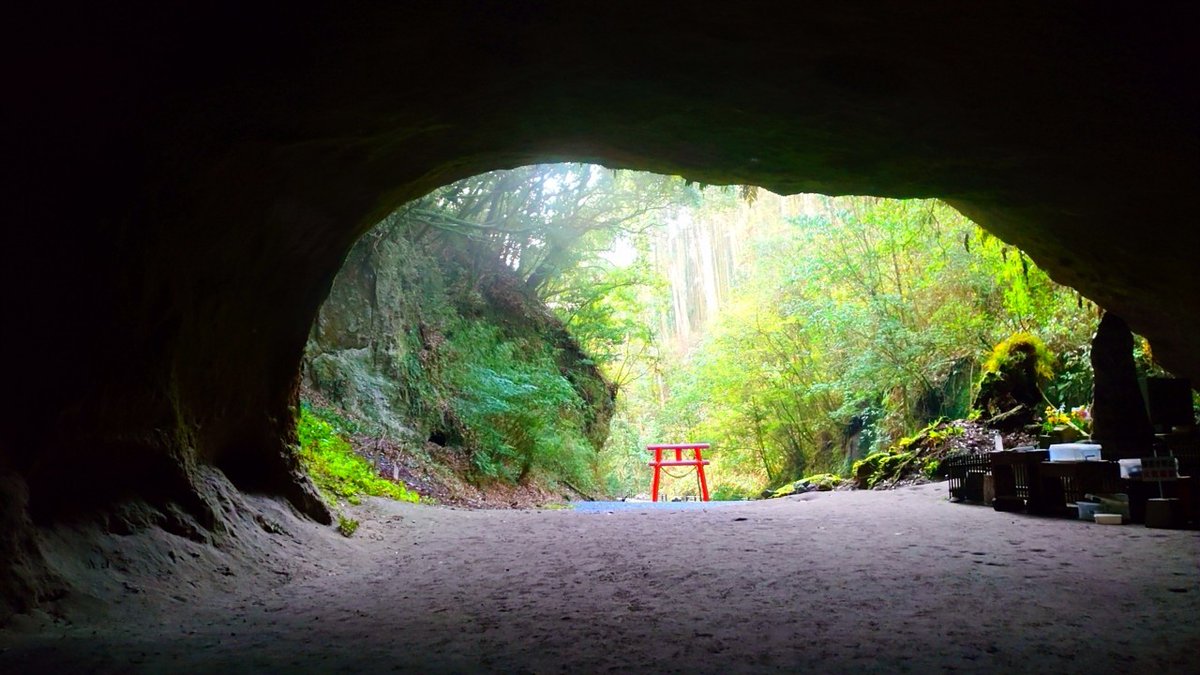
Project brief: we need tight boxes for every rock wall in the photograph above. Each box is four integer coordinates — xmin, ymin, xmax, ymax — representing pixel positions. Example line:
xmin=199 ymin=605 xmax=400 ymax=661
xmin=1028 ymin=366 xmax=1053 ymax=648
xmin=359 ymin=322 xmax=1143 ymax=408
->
xmin=304 ymin=213 xmax=615 ymax=462
xmin=1091 ymin=314 xmax=1156 ymax=459
xmin=4 ymin=3 xmax=1197 ymax=617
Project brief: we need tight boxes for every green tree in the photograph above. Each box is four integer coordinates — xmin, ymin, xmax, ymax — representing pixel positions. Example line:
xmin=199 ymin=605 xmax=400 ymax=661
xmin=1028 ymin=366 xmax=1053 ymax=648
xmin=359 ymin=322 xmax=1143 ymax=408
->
xmin=599 ymin=192 xmax=1098 ymax=495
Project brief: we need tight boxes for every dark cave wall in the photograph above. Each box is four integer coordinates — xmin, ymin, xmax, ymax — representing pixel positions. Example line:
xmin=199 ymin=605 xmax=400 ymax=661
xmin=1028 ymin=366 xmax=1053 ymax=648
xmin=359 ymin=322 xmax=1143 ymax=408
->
xmin=3 ymin=2 xmax=1197 ymax=613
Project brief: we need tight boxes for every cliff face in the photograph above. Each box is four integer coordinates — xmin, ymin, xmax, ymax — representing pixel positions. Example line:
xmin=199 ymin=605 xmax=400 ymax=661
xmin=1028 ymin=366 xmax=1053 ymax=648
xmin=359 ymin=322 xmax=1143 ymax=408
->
xmin=305 ymin=213 xmax=615 ymax=483
xmin=4 ymin=3 xmax=1197 ymax=618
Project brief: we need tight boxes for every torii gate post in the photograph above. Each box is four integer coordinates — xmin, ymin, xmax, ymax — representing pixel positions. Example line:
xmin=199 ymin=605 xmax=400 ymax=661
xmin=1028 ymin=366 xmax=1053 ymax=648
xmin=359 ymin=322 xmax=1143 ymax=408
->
xmin=647 ymin=443 xmax=711 ymax=502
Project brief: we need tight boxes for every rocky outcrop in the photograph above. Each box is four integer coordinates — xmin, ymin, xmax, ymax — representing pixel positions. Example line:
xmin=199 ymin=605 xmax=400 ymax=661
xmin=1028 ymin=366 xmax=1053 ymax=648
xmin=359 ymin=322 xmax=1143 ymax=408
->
xmin=1091 ymin=314 xmax=1156 ymax=459
xmin=304 ymin=213 xmax=615 ymax=461
xmin=4 ymin=3 xmax=1197 ymax=617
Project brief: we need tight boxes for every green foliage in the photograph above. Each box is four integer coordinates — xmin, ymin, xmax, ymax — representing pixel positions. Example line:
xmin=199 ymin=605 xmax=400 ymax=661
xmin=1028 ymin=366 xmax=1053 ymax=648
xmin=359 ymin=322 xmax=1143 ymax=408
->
xmin=922 ymin=458 xmax=942 ymax=479
xmin=982 ymin=332 xmax=1055 ymax=384
xmin=1042 ymin=404 xmax=1091 ymax=437
xmin=307 ymin=172 xmax=623 ymax=495
xmin=310 ymin=164 xmax=1102 ymax=500
xmin=412 ymin=164 xmax=694 ymax=294
xmin=710 ymin=484 xmax=751 ymax=501
xmin=926 ymin=424 xmax=963 ymax=444
xmin=1044 ymin=346 xmax=1093 ymax=408
xmin=596 ymin=192 xmax=1097 ymax=497
xmin=297 ymin=404 xmax=420 ymax=505
xmin=337 ymin=515 xmax=360 ymax=537
xmin=447 ymin=320 xmax=598 ymax=488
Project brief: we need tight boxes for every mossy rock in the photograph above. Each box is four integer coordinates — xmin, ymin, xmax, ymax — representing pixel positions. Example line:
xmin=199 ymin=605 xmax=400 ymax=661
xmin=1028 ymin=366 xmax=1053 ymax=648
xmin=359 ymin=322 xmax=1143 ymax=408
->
xmin=852 ymin=450 xmax=916 ymax=489
xmin=771 ymin=483 xmax=798 ymax=498
xmin=769 ymin=473 xmax=845 ymax=498
xmin=974 ymin=332 xmax=1054 ymax=429
xmin=799 ymin=473 xmax=843 ymax=491
xmin=852 ymin=451 xmax=889 ymax=488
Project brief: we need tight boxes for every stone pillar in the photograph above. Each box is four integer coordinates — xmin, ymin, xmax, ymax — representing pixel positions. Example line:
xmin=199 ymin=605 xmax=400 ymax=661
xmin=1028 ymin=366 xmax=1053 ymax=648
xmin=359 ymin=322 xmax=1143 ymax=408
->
xmin=1090 ymin=313 xmax=1154 ymax=459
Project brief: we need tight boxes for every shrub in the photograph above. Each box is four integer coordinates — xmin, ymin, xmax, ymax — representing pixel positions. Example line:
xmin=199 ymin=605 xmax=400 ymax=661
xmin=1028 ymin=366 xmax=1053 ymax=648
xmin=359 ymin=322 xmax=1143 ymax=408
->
xmin=337 ymin=515 xmax=360 ymax=537
xmin=922 ymin=458 xmax=942 ymax=479
xmin=448 ymin=320 xmax=597 ymax=489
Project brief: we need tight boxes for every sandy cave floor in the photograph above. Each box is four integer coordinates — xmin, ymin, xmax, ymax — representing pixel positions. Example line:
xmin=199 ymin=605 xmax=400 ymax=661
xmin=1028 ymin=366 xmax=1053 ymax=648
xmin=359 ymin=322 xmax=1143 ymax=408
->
xmin=2 ymin=483 xmax=1198 ymax=673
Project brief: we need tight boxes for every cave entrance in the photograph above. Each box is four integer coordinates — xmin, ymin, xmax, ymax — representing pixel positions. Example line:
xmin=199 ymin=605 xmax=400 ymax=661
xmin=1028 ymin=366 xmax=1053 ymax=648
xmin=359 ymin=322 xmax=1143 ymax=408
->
xmin=298 ymin=163 xmax=1133 ymax=510
xmin=7 ymin=5 xmax=1200 ymax=668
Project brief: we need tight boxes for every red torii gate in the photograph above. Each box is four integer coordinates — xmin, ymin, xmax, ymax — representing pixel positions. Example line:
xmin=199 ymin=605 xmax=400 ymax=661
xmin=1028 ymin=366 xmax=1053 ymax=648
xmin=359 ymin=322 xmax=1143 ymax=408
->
xmin=647 ymin=443 xmax=711 ymax=502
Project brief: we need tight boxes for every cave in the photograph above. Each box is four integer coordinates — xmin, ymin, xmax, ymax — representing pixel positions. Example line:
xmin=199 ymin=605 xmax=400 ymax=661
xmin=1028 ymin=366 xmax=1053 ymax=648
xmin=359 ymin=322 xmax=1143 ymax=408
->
xmin=4 ymin=1 xmax=1197 ymax=627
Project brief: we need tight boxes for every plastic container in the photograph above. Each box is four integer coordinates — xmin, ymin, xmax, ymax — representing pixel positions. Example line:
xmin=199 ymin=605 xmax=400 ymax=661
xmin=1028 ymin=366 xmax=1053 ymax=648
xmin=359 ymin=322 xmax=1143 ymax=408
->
xmin=1118 ymin=458 xmax=1142 ymax=479
xmin=1076 ymin=501 xmax=1101 ymax=520
xmin=1089 ymin=493 xmax=1130 ymax=521
xmin=1048 ymin=443 xmax=1103 ymax=462
xmin=1094 ymin=513 xmax=1123 ymax=525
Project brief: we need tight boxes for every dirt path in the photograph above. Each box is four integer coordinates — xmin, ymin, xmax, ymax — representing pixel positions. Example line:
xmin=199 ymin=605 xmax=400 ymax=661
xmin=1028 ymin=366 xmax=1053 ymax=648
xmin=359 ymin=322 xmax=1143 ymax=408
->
xmin=2 ymin=483 xmax=1198 ymax=673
